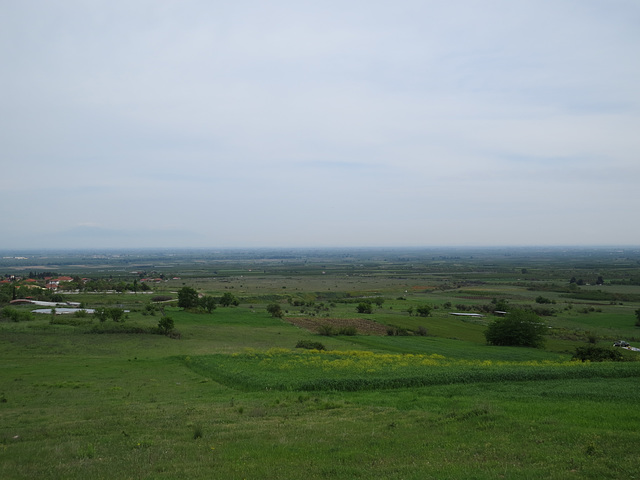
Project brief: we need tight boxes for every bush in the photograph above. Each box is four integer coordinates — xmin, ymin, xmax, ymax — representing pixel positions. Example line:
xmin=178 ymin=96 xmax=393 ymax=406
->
xmin=573 ymin=345 xmax=624 ymax=362
xmin=318 ymin=325 xmax=336 ymax=336
xmin=535 ymin=296 xmax=552 ymax=304
xmin=266 ymin=303 xmax=283 ymax=318
xmin=151 ymin=295 xmax=173 ymax=302
xmin=416 ymin=305 xmax=432 ymax=317
xmin=295 ymin=340 xmax=326 ymax=350
xmin=1 ymin=307 xmax=34 ymax=322
xmin=93 ymin=307 xmax=125 ymax=323
xmin=387 ymin=326 xmax=410 ymax=336
xmin=337 ymin=326 xmax=358 ymax=336
xmin=356 ymin=302 xmax=373 ymax=314
xmin=484 ymin=309 xmax=546 ymax=348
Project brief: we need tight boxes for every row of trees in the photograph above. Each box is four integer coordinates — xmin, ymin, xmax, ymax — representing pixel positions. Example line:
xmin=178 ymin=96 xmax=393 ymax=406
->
xmin=177 ymin=287 xmax=240 ymax=312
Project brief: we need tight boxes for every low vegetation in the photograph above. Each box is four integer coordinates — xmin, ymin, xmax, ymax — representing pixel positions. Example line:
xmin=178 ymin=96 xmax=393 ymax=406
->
xmin=1 ymin=247 xmax=640 ymax=479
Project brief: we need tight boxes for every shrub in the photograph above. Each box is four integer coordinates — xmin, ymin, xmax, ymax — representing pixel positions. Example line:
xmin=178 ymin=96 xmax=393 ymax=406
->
xmin=387 ymin=326 xmax=410 ymax=336
xmin=151 ymin=295 xmax=173 ymax=302
xmin=318 ymin=324 xmax=336 ymax=336
xmin=266 ymin=303 xmax=283 ymax=318
xmin=295 ymin=340 xmax=326 ymax=350
xmin=356 ymin=302 xmax=373 ymax=314
xmin=416 ymin=305 xmax=432 ymax=317
xmin=416 ymin=326 xmax=428 ymax=336
xmin=337 ymin=326 xmax=358 ymax=336
xmin=1 ymin=307 xmax=34 ymax=322
xmin=93 ymin=307 xmax=125 ymax=323
xmin=573 ymin=345 xmax=624 ymax=362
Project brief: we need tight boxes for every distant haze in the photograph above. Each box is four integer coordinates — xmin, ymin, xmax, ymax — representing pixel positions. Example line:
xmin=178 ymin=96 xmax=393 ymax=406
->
xmin=2 ymin=1 xmax=639 ymax=249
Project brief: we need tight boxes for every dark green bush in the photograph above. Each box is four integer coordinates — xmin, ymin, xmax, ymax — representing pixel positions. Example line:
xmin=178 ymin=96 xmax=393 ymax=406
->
xmin=151 ymin=295 xmax=173 ymax=302
xmin=318 ymin=325 xmax=336 ymax=336
xmin=1 ymin=307 xmax=34 ymax=322
xmin=295 ymin=340 xmax=326 ymax=350
xmin=573 ymin=345 xmax=624 ymax=362
xmin=337 ymin=326 xmax=357 ymax=336
xmin=356 ymin=302 xmax=373 ymax=314
xmin=387 ymin=326 xmax=410 ymax=336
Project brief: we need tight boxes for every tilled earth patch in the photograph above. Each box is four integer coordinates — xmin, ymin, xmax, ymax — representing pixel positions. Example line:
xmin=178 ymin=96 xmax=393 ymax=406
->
xmin=283 ymin=316 xmax=389 ymax=335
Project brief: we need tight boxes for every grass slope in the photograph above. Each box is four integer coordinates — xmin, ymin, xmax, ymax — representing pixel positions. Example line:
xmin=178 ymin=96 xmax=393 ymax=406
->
xmin=2 ymin=307 xmax=640 ymax=479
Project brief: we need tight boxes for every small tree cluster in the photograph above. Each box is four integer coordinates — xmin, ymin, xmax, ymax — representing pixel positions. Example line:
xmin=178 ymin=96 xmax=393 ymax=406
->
xmin=218 ymin=292 xmax=240 ymax=307
xmin=176 ymin=287 xmax=220 ymax=313
xmin=94 ymin=307 xmax=125 ymax=323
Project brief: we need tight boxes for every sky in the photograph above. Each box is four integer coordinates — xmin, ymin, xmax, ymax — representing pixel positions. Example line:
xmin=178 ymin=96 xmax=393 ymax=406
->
xmin=1 ymin=0 xmax=639 ymax=249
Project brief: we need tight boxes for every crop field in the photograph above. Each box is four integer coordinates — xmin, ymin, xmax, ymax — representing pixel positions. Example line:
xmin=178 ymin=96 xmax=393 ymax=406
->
xmin=186 ymin=348 xmax=640 ymax=392
xmin=1 ymin=247 xmax=640 ymax=479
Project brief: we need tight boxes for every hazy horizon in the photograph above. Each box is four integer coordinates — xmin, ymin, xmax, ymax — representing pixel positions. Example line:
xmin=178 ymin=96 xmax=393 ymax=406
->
xmin=2 ymin=1 xmax=639 ymax=250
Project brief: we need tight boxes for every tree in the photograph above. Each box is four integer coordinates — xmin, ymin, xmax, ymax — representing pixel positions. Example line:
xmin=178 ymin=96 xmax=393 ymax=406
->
xmin=219 ymin=292 xmax=239 ymax=307
xmin=266 ymin=303 xmax=283 ymax=318
xmin=199 ymin=295 xmax=217 ymax=314
xmin=158 ymin=316 xmax=175 ymax=335
xmin=635 ymin=308 xmax=640 ymax=327
xmin=484 ymin=309 xmax=546 ymax=348
xmin=178 ymin=286 xmax=199 ymax=309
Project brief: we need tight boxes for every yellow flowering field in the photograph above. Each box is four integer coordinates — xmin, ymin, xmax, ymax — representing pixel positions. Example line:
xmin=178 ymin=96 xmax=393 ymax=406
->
xmin=185 ymin=348 xmax=640 ymax=391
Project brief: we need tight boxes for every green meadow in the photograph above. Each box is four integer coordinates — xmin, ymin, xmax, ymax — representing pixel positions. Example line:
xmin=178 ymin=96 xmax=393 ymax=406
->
xmin=1 ymin=248 xmax=640 ymax=479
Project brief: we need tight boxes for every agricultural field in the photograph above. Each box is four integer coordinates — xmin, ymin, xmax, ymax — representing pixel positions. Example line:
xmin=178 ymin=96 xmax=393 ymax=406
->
xmin=1 ymin=247 xmax=640 ymax=479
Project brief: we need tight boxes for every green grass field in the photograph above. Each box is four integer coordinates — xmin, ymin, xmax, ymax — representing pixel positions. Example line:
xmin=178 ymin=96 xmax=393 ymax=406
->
xmin=2 ymin=248 xmax=640 ymax=478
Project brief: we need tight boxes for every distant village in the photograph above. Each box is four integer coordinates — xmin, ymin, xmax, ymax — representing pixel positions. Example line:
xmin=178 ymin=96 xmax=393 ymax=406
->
xmin=1 ymin=272 xmax=180 ymax=300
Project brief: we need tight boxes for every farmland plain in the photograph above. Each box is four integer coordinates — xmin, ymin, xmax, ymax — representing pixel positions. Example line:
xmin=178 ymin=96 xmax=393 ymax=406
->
xmin=1 ymin=247 xmax=639 ymax=479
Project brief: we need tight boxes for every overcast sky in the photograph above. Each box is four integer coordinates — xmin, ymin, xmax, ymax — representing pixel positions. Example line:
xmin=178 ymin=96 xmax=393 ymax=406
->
xmin=1 ymin=0 xmax=639 ymax=249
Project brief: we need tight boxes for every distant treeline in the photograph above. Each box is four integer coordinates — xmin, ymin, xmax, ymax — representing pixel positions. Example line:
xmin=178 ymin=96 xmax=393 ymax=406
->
xmin=559 ymin=291 xmax=640 ymax=302
xmin=610 ymin=277 xmax=640 ymax=286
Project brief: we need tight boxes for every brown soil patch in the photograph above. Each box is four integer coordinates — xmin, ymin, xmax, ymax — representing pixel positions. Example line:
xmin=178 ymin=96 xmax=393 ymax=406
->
xmin=284 ymin=316 xmax=388 ymax=335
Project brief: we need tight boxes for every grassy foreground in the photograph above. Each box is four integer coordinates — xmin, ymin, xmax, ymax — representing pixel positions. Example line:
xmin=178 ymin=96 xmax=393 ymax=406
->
xmin=2 ymin=306 xmax=639 ymax=479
